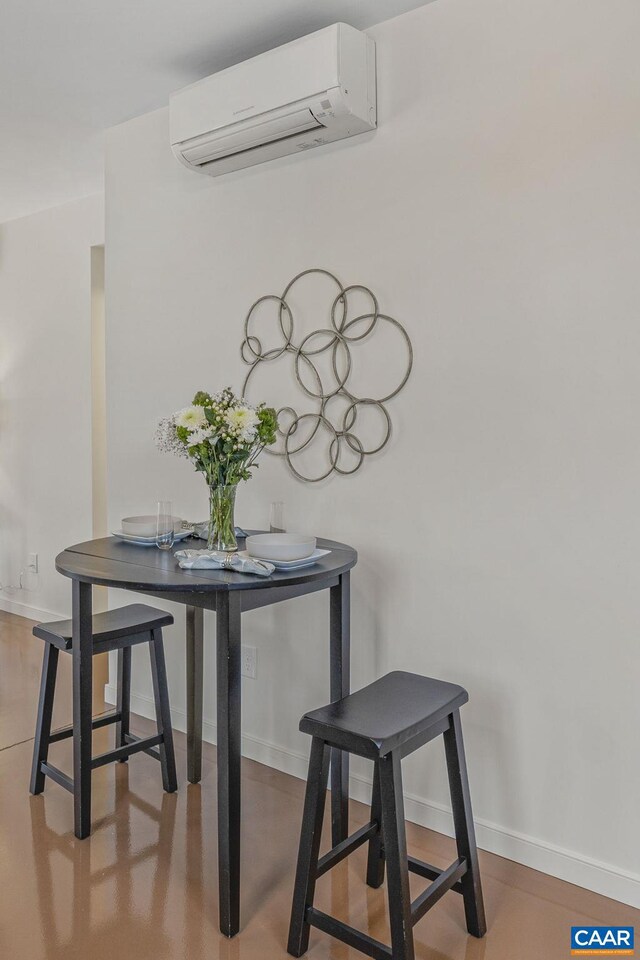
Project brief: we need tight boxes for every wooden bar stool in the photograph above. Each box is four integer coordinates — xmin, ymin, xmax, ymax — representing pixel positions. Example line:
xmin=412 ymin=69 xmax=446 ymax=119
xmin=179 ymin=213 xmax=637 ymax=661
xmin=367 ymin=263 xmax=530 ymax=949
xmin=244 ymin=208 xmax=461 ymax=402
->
xmin=30 ymin=603 xmax=177 ymax=837
xmin=288 ymin=671 xmax=486 ymax=960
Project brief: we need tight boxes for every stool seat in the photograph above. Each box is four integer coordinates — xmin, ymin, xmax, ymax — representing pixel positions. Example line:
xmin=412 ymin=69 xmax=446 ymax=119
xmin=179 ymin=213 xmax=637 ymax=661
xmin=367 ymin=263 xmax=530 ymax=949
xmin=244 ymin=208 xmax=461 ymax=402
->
xmin=33 ymin=603 xmax=174 ymax=651
xmin=300 ymin=671 xmax=468 ymax=759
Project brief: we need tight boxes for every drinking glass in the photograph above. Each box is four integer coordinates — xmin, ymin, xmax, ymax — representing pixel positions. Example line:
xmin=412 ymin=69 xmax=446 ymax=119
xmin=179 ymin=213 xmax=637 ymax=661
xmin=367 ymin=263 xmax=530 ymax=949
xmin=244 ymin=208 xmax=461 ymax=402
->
xmin=156 ymin=500 xmax=175 ymax=551
xmin=269 ymin=501 xmax=285 ymax=533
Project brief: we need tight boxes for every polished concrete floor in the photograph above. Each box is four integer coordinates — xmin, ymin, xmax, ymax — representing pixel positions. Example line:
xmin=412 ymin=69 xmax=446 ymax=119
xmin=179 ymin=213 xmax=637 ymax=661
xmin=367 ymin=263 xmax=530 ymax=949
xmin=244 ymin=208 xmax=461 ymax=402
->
xmin=0 ymin=609 xmax=637 ymax=960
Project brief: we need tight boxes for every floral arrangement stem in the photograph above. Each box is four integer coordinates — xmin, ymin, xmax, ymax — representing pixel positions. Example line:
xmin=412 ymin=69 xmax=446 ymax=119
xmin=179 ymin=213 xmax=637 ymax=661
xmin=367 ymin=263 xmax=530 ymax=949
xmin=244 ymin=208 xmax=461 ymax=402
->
xmin=208 ymin=484 xmax=238 ymax=552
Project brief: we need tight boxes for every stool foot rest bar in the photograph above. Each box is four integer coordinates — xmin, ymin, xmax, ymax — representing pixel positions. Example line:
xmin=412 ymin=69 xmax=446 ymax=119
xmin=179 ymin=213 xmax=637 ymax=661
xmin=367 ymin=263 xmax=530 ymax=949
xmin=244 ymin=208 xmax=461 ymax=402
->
xmin=306 ymin=908 xmax=392 ymax=960
xmin=33 ymin=709 xmax=153 ymax=790
xmin=316 ymin=821 xmax=378 ymax=877
xmin=47 ymin=709 xmax=122 ymax=744
xmin=123 ymin=731 xmax=163 ymax=762
xmin=295 ymin=823 xmax=471 ymax=958
xmin=35 ymin=733 xmax=164 ymax=788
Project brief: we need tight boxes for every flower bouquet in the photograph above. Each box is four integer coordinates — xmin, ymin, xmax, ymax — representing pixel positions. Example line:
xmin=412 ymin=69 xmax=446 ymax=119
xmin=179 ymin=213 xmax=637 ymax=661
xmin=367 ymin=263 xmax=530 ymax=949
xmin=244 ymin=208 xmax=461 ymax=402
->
xmin=157 ymin=388 xmax=277 ymax=551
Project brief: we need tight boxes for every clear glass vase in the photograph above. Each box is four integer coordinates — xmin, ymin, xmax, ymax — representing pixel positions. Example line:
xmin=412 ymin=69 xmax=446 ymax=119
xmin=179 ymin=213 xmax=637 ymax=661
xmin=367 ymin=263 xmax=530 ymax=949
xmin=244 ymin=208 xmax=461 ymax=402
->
xmin=207 ymin=484 xmax=238 ymax=552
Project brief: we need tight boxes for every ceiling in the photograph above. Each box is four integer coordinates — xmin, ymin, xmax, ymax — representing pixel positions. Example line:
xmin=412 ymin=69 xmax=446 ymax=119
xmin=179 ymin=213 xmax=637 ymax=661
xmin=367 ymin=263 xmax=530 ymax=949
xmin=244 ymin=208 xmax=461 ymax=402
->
xmin=0 ymin=0 xmax=430 ymax=224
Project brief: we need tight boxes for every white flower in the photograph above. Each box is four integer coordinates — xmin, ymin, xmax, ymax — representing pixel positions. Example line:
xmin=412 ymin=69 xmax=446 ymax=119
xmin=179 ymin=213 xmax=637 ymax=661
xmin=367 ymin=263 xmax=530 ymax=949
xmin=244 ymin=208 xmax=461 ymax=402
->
xmin=187 ymin=426 xmax=215 ymax=446
xmin=224 ymin=406 xmax=259 ymax=442
xmin=175 ymin=406 xmax=207 ymax=431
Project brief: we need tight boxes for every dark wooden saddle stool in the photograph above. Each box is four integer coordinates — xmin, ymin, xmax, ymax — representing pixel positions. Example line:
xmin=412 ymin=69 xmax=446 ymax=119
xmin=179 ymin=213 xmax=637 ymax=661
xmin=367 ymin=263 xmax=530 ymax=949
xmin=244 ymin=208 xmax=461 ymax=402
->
xmin=30 ymin=603 xmax=177 ymax=839
xmin=288 ymin=671 xmax=486 ymax=960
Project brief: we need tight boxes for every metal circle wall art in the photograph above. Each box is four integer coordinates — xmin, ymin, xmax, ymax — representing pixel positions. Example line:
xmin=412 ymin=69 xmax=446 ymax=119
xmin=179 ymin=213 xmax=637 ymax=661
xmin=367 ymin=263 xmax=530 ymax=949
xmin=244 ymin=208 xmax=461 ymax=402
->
xmin=240 ymin=268 xmax=413 ymax=482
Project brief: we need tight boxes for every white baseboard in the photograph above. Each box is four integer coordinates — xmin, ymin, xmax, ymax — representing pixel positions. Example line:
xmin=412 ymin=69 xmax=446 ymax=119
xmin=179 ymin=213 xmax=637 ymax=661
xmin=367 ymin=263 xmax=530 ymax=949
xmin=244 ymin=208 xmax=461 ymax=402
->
xmin=0 ymin=596 xmax=65 ymax=622
xmin=105 ymin=684 xmax=640 ymax=909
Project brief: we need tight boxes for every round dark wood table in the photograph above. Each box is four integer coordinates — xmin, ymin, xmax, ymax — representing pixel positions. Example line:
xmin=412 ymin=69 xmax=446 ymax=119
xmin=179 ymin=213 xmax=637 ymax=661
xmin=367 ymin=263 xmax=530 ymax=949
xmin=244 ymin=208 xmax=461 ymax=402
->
xmin=55 ymin=532 xmax=357 ymax=937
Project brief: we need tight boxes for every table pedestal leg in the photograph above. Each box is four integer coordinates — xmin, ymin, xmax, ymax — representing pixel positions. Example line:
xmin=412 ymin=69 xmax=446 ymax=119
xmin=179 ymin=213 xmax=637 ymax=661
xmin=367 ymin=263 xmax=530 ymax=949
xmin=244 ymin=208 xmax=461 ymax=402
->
xmin=72 ymin=579 xmax=93 ymax=839
xmin=330 ymin=571 xmax=351 ymax=846
xmin=216 ymin=593 xmax=242 ymax=937
xmin=186 ymin=605 xmax=204 ymax=784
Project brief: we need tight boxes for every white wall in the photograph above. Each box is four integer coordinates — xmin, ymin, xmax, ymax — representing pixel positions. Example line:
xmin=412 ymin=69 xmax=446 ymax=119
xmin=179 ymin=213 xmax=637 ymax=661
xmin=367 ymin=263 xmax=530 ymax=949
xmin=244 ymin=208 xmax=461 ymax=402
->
xmin=0 ymin=195 xmax=104 ymax=619
xmin=104 ymin=0 xmax=640 ymax=906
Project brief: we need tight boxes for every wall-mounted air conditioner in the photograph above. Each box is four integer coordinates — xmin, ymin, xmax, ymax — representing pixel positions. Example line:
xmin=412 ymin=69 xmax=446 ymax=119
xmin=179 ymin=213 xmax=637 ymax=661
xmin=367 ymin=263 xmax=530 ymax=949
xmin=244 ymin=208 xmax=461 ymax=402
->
xmin=170 ymin=23 xmax=376 ymax=177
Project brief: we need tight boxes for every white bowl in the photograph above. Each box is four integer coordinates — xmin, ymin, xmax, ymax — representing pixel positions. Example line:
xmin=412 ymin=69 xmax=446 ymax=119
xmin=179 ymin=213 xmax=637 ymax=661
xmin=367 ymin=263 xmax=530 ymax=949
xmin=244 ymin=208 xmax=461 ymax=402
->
xmin=121 ymin=515 xmax=183 ymax=537
xmin=246 ymin=533 xmax=316 ymax=562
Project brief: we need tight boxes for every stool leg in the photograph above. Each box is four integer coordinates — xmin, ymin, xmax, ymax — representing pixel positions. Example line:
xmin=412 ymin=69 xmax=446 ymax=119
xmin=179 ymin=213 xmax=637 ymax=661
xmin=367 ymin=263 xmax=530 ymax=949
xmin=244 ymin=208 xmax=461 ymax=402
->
xmin=366 ymin=761 xmax=385 ymax=888
xmin=287 ymin=738 xmax=330 ymax=958
xmin=379 ymin=751 xmax=415 ymax=960
xmin=444 ymin=710 xmax=486 ymax=938
xmin=30 ymin=645 xmax=59 ymax=795
xmin=115 ymin=647 xmax=131 ymax=759
xmin=149 ymin=629 xmax=177 ymax=793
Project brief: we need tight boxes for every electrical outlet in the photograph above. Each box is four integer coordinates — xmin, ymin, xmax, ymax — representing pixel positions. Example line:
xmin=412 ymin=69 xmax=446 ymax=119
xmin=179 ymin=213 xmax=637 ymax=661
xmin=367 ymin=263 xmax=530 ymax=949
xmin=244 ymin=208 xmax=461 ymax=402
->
xmin=241 ymin=645 xmax=257 ymax=679
xmin=28 ymin=553 xmax=38 ymax=573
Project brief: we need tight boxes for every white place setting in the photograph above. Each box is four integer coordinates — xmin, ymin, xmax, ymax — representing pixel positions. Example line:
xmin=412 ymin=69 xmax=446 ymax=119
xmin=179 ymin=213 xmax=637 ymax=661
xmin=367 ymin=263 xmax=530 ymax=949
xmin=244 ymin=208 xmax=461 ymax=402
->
xmin=111 ymin=514 xmax=192 ymax=547
xmin=243 ymin=534 xmax=330 ymax=570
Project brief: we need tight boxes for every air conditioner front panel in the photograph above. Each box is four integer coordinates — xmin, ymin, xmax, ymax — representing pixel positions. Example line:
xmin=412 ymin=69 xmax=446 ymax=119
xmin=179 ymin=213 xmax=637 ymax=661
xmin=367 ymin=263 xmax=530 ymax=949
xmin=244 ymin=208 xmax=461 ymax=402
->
xmin=170 ymin=26 xmax=341 ymax=146
xmin=179 ymin=107 xmax=323 ymax=166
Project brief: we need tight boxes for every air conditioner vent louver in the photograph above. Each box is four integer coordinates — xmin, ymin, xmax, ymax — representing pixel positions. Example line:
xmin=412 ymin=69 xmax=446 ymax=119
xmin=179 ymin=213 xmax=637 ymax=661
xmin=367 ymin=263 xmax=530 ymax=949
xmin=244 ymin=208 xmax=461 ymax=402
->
xmin=180 ymin=108 xmax=324 ymax=166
